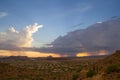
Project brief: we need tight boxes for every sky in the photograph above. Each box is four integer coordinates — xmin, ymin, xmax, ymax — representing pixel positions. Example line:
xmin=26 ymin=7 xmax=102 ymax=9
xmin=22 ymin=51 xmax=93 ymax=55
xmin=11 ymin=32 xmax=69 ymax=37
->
xmin=0 ymin=0 xmax=120 ymax=57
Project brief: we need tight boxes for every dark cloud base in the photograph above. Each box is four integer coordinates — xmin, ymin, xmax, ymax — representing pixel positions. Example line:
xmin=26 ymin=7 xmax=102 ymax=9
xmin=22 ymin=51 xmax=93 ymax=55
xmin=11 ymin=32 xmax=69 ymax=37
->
xmin=39 ymin=18 xmax=120 ymax=56
xmin=1 ymin=18 xmax=120 ymax=57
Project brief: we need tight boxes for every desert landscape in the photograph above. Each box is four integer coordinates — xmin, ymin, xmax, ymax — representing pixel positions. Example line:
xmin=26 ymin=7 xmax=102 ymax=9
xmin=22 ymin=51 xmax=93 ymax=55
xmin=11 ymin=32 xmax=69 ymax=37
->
xmin=0 ymin=0 xmax=120 ymax=80
xmin=0 ymin=50 xmax=120 ymax=80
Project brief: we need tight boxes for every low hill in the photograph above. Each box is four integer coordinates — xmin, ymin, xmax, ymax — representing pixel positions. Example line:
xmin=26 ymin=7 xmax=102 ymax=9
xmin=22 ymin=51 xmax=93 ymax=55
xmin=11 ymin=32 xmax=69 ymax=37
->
xmin=84 ymin=50 xmax=120 ymax=80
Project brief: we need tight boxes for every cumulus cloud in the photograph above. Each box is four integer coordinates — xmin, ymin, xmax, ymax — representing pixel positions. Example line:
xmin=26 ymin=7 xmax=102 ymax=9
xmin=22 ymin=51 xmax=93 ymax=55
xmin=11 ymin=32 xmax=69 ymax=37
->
xmin=39 ymin=18 xmax=120 ymax=56
xmin=0 ymin=23 xmax=43 ymax=50
xmin=0 ymin=12 xmax=8 ymax=18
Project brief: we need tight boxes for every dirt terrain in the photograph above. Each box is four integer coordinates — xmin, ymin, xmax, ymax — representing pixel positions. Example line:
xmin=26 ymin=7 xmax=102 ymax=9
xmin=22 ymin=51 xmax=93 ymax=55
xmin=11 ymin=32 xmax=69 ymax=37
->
xmin=0 ymin=51 xmax=119 ymax=80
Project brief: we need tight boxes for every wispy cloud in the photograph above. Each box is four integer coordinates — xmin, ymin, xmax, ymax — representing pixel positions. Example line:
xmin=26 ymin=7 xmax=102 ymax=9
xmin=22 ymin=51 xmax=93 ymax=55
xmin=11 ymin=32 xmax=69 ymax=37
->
xmin=66 ymin=2 xmax=93 ymax=15
xmin=0 ymin=12 xmax=8 ymax=18
xmin=67 ymin=5 xmax=92 ymax=14
xmin=80 ymin=5 xmax=92 ymax=12
xmin=50 ymin=4 xmax=93 ymax=20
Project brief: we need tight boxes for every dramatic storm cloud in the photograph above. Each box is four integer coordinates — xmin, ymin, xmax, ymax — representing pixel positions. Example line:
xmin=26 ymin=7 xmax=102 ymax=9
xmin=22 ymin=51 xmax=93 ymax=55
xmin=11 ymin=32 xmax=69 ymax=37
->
xmin=40 ymin=18 xmax=120 ymax=56
xmin=0 ymin=23 xmax=43 ymax=50
xmin=1 ymin=18 xmax=120 ymax=57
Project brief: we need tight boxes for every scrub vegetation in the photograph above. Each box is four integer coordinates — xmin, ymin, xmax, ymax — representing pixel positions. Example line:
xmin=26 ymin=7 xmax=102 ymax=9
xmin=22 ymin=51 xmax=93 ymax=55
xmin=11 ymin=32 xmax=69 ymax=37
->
xmin=0 ymin=50 xmax=120 ymax=80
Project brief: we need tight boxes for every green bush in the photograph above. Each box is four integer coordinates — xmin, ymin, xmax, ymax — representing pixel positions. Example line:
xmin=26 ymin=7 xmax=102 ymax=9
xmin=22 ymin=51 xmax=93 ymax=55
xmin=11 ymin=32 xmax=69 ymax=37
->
xmin=39 ymin=78 xmax=44 ymax=80
xmin=87 ymin=69 xmax=96 ymax=77
xmin=117 ymin=74 xmax=120 ymax=78
xmin=72 ymin=73 xmax=79 ymax=80
xmin=76 ymin=66 xmax=83 ymax=72
xmin=106 ymin=65 xmax=118 ymax=74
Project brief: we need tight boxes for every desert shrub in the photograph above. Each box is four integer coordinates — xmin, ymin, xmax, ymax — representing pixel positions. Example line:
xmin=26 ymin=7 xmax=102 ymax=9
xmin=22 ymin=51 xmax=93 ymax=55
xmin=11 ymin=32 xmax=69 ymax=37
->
xmin=76 ymin=66 xmax=83 ymax=72
xmin=87 ymin=69 xmax=96 ymax=77
xmin=117 ymin=74 xmax=120 ymax=78
xmin=106 ymin=65 xmax=119 ymax=74
xmin=37 ymin=78 xmax=44 ymax=80
xmin=72 ymin=73 xmax=79 ymax=80
xmin=30 ymin=78 xmax=44 ymax=80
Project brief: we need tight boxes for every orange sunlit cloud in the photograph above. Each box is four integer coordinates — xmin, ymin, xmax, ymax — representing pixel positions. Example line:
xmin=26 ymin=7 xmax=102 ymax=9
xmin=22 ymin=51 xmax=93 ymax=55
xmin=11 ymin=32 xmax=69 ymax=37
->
xmin=0 ymin=50 xmax=61 ymax=57
xmin=97 ymin=50 xmax=108 ymax=55
xmin=25 ymin=51 xmax=61 ymax=57
xmin=0 ymin=50 xmax=12 ymax=56
xmin=76 ymin=52 xmax=90 ymax=57
xmin=76 ymin=50 xmax=108 ymax=57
